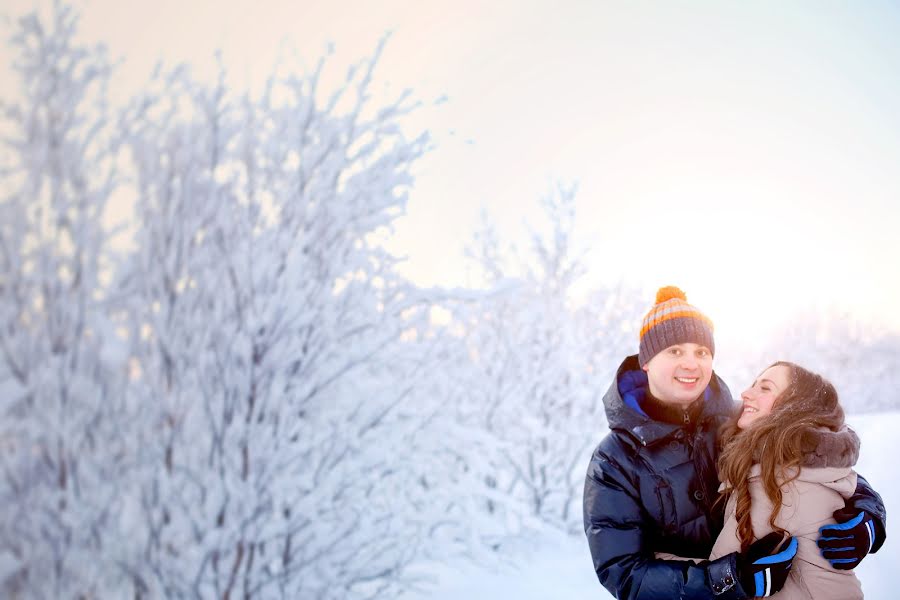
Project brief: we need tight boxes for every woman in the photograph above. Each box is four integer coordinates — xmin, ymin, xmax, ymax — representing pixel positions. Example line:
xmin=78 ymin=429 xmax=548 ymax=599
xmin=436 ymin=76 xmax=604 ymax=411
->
xmin=710 ymin=361 xmax=863 ymax=599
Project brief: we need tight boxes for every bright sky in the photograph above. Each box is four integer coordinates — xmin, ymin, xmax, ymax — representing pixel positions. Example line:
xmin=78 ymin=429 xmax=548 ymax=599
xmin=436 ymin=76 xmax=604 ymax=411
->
xmin=4 ymin=0 xmax=900 ymax=342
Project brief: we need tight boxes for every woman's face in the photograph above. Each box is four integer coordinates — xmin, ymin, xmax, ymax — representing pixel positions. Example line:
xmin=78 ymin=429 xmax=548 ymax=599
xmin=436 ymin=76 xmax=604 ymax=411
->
xmin=738 ymin=364 xmax=791 ymax=429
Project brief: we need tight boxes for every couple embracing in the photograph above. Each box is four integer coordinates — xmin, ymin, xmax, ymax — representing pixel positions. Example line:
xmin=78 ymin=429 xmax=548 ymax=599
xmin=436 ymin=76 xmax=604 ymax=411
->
xmin=583 ymin=287 xmax=887 ymax=599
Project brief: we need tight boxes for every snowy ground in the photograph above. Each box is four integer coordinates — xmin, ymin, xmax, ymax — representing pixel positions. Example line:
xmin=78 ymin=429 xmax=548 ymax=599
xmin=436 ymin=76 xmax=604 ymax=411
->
xmin=425 ymin=411 xmax=899 ymax=599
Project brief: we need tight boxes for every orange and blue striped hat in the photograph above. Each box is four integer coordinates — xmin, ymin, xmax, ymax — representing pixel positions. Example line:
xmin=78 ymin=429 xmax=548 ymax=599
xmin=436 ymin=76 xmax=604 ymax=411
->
xmin=638 ymin=286 xmax=715 ymax=367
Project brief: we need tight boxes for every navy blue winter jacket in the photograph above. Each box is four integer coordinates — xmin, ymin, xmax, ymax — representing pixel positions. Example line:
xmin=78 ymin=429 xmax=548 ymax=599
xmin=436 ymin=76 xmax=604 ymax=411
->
xmin=583 ymin=355 xmax=887 ymax=599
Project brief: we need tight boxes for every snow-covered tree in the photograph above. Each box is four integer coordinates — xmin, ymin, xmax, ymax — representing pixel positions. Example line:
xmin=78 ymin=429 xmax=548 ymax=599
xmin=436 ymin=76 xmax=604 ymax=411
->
xmin=118 ymin=34 xmax=452 ymax=599
xmin=0 ymin=2 xmax=472 ymax=597
xmin=0 ymin=3 xmax=136 ymax=596
xmin=449 ymin=185 xmax=641 ymax=535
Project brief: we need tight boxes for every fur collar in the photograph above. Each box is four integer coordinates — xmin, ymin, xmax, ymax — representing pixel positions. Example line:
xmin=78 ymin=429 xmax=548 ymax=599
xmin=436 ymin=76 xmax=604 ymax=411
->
xmin=799 ymin=426 xmax=860 ymax=468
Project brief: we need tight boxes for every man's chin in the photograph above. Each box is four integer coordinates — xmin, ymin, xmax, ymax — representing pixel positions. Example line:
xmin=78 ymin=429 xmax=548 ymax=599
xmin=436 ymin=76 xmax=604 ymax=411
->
xmin=672 ymin=391 xmax=703 ymax=406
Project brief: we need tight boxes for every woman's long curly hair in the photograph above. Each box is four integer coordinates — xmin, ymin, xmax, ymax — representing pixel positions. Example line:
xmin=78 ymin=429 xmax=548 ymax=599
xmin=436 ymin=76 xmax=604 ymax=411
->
xmin=716 ymin=361 xmax=845 ymax=552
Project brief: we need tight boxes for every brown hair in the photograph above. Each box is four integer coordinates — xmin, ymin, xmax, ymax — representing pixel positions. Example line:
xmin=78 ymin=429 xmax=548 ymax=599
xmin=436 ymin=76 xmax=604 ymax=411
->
xmin=716 ymin=361 xmax=845 ymax=552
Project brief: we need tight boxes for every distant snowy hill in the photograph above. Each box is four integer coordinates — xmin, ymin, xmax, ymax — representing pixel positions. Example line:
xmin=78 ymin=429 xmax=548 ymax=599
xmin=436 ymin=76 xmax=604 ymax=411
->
xmin=426 ymin=411 xmax=899 ymax=599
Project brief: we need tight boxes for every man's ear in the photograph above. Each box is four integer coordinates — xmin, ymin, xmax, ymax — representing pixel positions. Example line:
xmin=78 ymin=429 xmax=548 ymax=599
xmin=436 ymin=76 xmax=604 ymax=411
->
xmin=642 ymin=365 xmax=649 ymax=373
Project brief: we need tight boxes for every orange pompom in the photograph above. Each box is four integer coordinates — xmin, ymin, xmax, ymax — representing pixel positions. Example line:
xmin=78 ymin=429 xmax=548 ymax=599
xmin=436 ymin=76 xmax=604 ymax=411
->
xmin=655 ymin=285 xmax=687 ymax=304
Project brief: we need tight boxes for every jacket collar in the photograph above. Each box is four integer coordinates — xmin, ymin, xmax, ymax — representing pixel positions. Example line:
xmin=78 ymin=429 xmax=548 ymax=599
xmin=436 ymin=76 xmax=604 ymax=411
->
xmin=748 ymin=425 xmax=860 ymax=469
xmin=799 ymin=426 xmax=860 ymax=468
xmin=603 ymin=354 xmax=734 ymax=446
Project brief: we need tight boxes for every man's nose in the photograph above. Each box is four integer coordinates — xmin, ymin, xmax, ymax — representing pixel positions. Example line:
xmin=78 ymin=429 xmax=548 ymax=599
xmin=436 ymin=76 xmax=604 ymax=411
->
xmin=679 ymin=355 xmax=698 ymax=369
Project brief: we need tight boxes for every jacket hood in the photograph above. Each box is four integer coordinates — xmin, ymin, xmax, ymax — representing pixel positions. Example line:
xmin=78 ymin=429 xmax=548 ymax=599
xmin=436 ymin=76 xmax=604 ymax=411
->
xmin=746 ymin=425 xmax=860 ymax=470
xmin=798 ymin=425 xmax=860 ymax=469
xmin=742 ymin=426 xmax=860 ymax=488
xmin=602 ymin=354 xmax=735 ymax=446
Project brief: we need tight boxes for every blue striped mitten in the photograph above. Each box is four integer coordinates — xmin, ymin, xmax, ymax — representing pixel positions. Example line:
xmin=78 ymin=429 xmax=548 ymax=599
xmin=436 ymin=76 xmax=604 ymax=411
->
xmin=737 ymin=532 xmax=798 ymax=597
xmin=817 ymin=510 xmax=877 ymax=570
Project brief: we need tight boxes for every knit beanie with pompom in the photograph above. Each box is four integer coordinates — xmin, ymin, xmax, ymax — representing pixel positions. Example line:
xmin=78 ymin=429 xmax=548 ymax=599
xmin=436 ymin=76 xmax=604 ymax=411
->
xmin=638 ymin=286 xmax=715 ymax=368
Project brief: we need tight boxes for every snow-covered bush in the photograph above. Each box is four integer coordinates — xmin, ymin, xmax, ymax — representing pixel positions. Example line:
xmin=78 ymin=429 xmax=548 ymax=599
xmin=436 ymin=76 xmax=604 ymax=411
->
xmin=446 ymin=185 xmax=642 ymax=536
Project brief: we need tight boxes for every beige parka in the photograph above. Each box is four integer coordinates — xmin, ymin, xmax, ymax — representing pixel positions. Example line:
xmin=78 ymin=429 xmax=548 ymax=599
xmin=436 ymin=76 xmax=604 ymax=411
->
xmin=709 ymin=426 xmax=863 ymax=599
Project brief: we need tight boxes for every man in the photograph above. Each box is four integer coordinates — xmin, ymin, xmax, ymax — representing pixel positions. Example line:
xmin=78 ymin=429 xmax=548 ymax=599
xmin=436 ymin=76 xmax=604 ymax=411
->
xmin=583 ymin=286 xmax=886 ymax=599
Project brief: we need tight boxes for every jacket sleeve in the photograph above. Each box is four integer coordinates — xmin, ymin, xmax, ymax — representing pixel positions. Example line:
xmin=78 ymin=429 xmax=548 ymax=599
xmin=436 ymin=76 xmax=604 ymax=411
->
xmin=583 ymin=443 xmax=749 ymax=600
xmin=849 ymin=473 xmax=887 ymax=553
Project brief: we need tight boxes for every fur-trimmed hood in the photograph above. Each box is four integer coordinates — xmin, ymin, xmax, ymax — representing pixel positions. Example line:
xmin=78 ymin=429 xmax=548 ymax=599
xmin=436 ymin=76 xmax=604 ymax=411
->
xmin=799 ymin=425 xmax=860 ymax=469
xmin=741 ymin=425 xmax=860 ymax=487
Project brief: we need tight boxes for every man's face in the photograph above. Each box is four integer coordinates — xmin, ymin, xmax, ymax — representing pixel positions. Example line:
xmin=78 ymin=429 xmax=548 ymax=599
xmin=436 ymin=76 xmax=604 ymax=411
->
xmin=642 ymin=343 xmax=713 ymax=407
